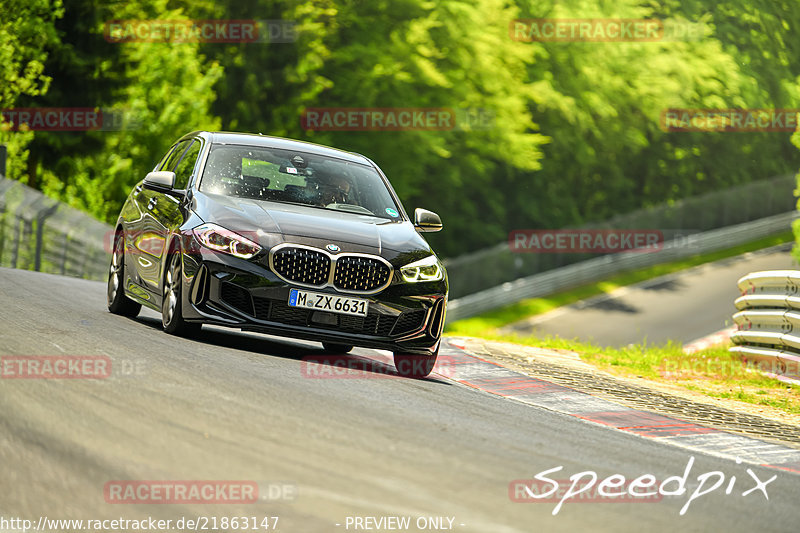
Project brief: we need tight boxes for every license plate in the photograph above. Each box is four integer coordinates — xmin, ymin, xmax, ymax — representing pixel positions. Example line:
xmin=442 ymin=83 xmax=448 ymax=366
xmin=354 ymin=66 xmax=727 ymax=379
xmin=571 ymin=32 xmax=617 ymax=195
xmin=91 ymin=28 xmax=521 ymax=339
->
xmin=288 ymin=289 xmax=369 ymax=317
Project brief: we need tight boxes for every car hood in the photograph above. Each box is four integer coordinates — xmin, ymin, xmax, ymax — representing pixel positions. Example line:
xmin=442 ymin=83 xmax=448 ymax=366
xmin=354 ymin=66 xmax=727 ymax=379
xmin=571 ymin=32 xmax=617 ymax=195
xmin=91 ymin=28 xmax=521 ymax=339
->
xmin=191 ymin=192 xmax=433 ymax=256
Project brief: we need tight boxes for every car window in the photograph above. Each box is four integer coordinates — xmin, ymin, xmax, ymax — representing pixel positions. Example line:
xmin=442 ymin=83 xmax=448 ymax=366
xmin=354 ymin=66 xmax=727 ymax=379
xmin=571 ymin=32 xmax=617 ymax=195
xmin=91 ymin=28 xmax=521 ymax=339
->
xmin=241 ymin=157 xmax=305 ymax=190
xmin=154 ymin=145 xmax=177 ymax=172
xmin=172 ymin=140 xmax=201 ymax=189
xmin=200 ymin=145 xmax=402 ymax=220
xmin=162 ymin=140 xmax=192 ymax=173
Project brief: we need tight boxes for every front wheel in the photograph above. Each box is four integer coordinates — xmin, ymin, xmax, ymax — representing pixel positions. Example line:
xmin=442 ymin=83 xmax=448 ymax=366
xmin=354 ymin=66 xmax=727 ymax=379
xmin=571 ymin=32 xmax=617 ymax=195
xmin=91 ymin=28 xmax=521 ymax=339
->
xmin=393 ymin=351 xmax=438 ymax=378
xmin=107 ymin=232 xmax=141 ymax=317
xmin=162 ymin=253 xmax=201 ymax=336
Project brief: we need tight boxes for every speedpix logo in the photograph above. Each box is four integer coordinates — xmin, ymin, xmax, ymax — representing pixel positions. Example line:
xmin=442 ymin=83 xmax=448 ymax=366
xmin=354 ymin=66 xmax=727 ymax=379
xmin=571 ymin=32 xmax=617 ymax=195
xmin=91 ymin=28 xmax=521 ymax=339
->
xmin=510 ymin=456 xmax=776 ymax=515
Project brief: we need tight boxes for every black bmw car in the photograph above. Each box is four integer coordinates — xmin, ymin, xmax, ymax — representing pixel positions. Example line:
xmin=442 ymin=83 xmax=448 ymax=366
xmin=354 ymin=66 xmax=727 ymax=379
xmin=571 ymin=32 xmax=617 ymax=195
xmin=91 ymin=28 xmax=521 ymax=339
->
xmin=107 ymin=131 xmax=448 ymax=377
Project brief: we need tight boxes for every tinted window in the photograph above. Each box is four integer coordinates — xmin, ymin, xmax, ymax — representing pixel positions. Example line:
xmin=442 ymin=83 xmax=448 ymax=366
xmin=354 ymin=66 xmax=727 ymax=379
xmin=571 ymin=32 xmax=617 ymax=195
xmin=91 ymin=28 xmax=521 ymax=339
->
xmin=199 ymin=145 xmax=402 ymax=220
xmin=154 ymin=145 xmax=177 ymax=172
xmin=162 ymin=140 xmax=192 ymax=172
xmin=172 ymin=140 xmax=201 ymax=189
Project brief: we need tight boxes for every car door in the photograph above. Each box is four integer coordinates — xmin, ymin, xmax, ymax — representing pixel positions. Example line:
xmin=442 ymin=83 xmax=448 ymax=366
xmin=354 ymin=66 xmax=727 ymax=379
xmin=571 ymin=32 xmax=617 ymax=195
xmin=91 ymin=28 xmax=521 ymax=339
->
xmin=146 ymin=139 xmax=203 ymax=301
xmin=134 ymin=140 xmax=193 ymax=296
xmin=126 ymin=142 xmax=181 ymax=297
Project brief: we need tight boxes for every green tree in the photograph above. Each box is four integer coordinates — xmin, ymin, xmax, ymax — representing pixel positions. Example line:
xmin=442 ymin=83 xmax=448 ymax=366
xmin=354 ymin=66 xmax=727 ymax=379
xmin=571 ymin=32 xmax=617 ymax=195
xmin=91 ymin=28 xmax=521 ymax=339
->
xmin=509 ymin=0 xmax=797 ymax=235
xmin=8 ymin=0 xmax=800 ymax=260
xmin=189 ymin=0 xmax=546 ymax=256
xmin=0 ymin=0 xmax=62 ymax=179
xmin=20 ymin=0 xmax=222 ymax=221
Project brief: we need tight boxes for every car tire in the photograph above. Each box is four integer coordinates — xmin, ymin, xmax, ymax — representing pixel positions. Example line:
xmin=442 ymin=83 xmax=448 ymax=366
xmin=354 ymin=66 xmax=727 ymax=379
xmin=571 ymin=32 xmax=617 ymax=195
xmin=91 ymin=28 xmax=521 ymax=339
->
xmin=107 ymin=231 xmax=141 ymax=318
xmin=321 ymin=342 xmax=353 ymax=354
xmin=393 ymin=351 xmax=438 ymax=378
xmin=162 ymin=252 xmax=201 ymax=336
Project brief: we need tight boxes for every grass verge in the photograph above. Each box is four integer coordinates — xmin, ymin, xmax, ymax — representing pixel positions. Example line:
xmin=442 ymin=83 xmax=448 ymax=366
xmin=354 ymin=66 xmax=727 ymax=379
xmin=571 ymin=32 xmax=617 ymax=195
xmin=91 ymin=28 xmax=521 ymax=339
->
xmin=446 ymin=231 xmax=793 ymax=334
xmin=445 ymin=231 xmax=800 ymax=415
xmin=457 ymin=331 xmax=800 ymax=415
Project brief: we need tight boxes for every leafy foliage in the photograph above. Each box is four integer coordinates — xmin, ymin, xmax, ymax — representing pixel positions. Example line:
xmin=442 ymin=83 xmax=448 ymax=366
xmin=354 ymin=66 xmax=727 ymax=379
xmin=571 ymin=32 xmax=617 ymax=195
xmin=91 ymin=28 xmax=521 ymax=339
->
xmin=23 ymin=0 xmax=222 ymax=220
xmin=3 ymin=0 xmax=800 ymax=258
xmin=0 ymin=0 xmax=62 ymax=178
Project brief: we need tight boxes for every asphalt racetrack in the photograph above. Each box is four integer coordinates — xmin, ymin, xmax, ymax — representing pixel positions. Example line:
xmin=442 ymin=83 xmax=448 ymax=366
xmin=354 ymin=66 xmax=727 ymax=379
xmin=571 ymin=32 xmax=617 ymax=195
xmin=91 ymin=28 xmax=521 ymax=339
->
xmin=504 ymin=245 xmax=797 ymax=347
xmin=0 ymin=267 xmax=798 ymax=532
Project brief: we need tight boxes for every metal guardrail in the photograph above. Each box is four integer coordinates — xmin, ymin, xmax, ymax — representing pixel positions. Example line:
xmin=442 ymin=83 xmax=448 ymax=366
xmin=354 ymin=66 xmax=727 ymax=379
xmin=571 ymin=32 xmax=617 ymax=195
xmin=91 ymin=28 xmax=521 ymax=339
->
xmin=731 ymin=270 xmax=800 ymax=385
xmin=446 ymin=211 xmax=797 ymax=322
xmin=0 ymin=176 xmax=111 ymax=281
xmin=444 ymin=174 xmax=796 ymax=299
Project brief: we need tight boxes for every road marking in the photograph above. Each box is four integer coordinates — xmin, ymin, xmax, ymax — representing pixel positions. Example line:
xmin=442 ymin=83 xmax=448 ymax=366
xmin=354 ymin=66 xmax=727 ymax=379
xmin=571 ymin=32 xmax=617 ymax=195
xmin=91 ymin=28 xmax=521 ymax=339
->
xmin=683 ymin=326 xmax=736 ymax=354
xmin=435 ymin=340 xmax=800 ymax=474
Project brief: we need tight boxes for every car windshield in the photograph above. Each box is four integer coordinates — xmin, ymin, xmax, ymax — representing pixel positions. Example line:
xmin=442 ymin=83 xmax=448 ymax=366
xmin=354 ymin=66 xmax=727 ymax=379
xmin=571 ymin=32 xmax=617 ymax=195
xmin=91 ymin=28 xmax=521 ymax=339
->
xmin=199 ymin=144 xmax=402 ymax=220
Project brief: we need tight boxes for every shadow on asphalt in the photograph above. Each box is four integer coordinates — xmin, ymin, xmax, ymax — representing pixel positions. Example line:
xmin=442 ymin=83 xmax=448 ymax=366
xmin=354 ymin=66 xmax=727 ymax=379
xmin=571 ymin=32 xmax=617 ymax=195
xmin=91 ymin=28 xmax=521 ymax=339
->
xmin=641 ymin=278 xmax=684 ymax=292
xmin=576 ymin=277 xmax=686 ymax=313
xmin=131 ymin=314 xmax=453 ymax=384
xmin=589 ymin=298 xmax=639 ymax=314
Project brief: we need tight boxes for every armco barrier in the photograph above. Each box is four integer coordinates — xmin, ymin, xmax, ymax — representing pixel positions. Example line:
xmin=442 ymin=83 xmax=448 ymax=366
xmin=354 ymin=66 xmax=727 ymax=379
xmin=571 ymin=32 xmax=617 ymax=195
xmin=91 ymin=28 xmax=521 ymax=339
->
xmin=446 ymin=211 xmax=797 ymax=322
xmin=731 ymin=270 xmax=800 ymax=385
xmin=444 ymin=174 xmax=796 ymax=299
xmin=0 ymin=176 xmax=111 ymax=280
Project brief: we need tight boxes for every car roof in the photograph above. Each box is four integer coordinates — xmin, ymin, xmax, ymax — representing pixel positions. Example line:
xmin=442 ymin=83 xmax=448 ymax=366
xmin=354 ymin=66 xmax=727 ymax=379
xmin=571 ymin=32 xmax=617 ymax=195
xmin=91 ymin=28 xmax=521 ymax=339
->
xmin=180 ymin=131 xmax=371 ymax=165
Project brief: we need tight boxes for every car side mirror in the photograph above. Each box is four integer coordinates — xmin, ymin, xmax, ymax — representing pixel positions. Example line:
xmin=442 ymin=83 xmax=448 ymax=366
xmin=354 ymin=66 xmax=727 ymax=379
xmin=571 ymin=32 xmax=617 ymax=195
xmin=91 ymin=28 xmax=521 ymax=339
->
xmin=143 ymin=171 xmax=176 ymax=191
xmin=414 ymin=208 xmax=443 ymax=232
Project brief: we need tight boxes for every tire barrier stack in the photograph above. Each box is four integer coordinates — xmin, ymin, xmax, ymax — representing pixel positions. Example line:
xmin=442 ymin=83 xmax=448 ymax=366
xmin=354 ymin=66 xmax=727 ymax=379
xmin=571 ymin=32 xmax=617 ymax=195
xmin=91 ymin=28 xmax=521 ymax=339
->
xmin=731 ymin=270 xmax=800 ymax=386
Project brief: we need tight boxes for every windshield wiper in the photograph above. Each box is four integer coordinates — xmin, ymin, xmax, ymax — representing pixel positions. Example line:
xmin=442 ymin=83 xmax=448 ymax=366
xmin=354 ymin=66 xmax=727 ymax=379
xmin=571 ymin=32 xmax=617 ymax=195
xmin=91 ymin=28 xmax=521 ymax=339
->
xmin=325 ymin=203 xmax=375 ymax=215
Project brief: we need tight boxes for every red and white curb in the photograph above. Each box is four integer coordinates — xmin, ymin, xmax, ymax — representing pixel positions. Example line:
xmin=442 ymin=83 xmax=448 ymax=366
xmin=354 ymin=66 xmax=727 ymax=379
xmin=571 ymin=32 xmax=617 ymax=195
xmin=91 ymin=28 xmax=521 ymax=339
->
xmin=435 ymin=339 xmax=800 ymax=475
xmin=682 ymin=326 xmax=736 ymax=354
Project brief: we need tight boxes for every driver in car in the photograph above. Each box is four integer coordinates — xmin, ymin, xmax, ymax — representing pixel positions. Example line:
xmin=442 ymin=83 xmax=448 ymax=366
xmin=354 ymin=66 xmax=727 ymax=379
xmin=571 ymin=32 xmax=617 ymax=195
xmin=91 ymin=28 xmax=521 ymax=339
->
xmin=315 ymin=174 xmax=353 ymax=205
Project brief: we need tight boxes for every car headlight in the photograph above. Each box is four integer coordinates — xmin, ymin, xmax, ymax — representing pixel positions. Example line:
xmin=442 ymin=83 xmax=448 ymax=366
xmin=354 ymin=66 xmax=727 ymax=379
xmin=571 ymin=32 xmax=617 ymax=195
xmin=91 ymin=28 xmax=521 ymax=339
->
xmin=400 ymin=255 xmax=444 ymax=283
xmin=192 ymin=223 xmax=262 ymax=259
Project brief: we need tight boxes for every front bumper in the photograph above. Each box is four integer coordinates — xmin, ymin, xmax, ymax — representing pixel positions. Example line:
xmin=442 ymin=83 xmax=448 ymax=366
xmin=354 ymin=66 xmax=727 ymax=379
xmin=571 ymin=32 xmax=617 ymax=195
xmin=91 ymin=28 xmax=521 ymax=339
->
xmin=179 ymin=244 xmax=447 ymax=355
